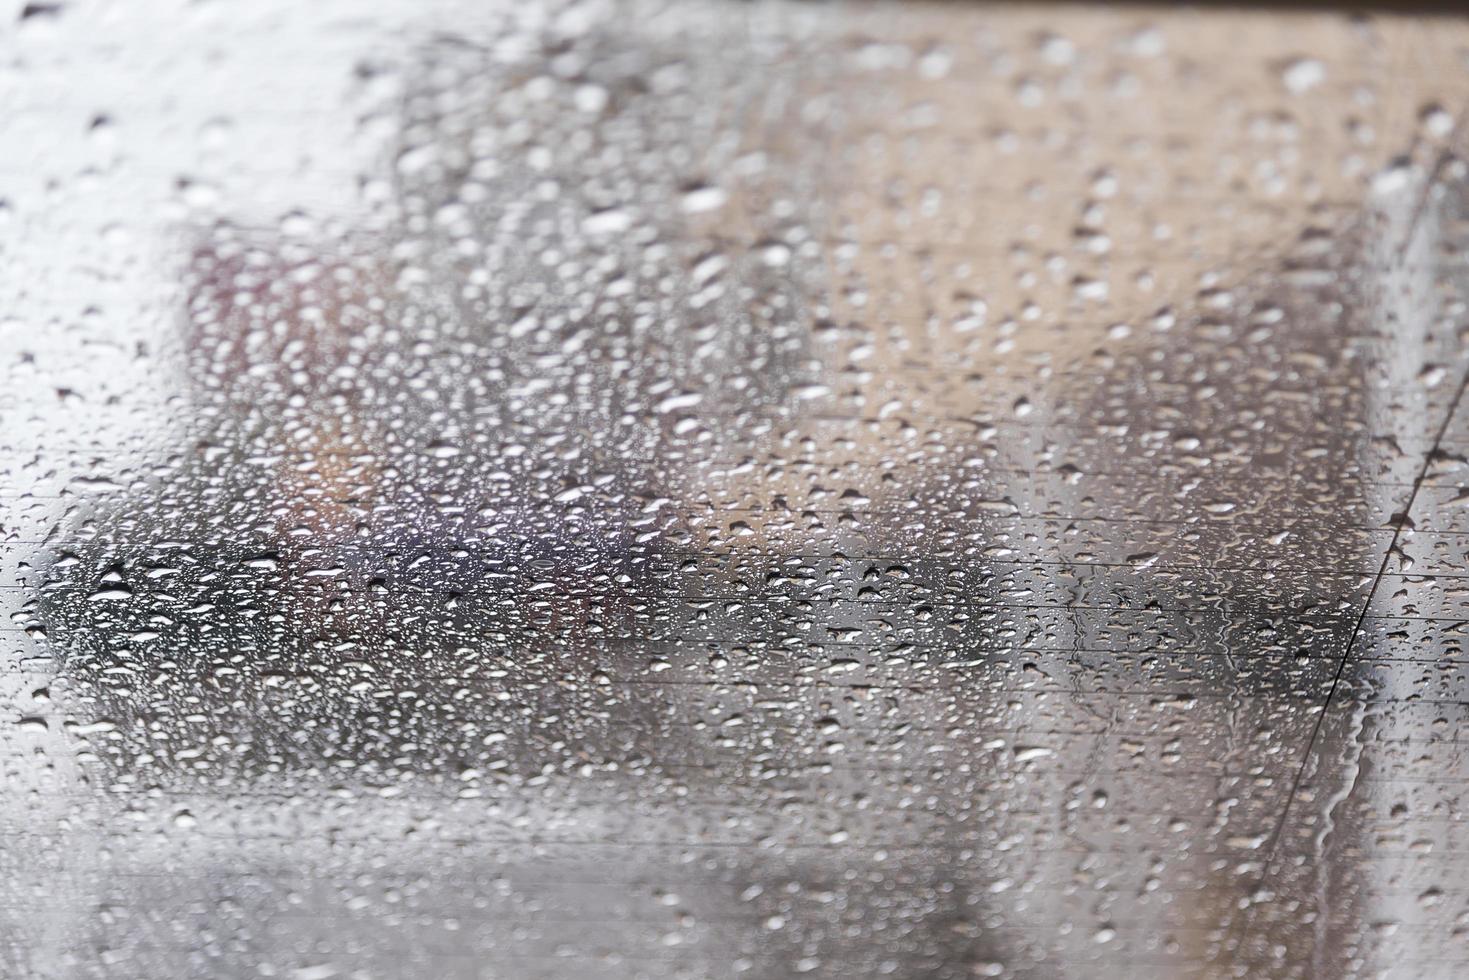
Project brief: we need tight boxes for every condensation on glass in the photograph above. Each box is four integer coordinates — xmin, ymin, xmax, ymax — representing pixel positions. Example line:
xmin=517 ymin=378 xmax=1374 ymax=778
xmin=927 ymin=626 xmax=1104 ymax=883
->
xmin=3 ymin=2 xmax=1469 ymax=978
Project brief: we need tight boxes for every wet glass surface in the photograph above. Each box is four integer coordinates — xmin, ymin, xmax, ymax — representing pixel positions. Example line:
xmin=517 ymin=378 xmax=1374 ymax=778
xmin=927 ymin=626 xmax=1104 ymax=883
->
xmin=5 ymin=2 xmax=1469 ymax=977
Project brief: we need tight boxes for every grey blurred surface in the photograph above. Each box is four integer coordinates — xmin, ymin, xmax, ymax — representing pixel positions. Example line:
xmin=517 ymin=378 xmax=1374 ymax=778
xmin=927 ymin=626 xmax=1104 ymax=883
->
xmin=5 ymin=1 xmax=1469 ymax=977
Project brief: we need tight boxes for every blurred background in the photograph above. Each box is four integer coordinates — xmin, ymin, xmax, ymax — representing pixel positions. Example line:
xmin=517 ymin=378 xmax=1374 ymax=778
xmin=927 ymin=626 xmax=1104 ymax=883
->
xmin=4 ymin=1 xmax=1469 ymax=977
